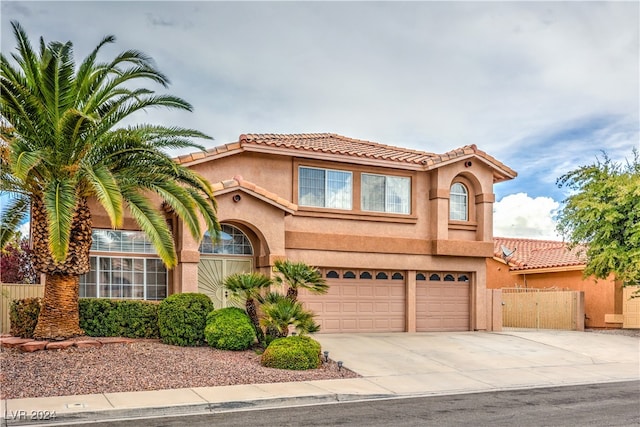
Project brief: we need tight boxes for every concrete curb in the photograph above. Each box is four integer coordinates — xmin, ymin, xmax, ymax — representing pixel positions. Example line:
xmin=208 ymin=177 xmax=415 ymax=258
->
xmin=1 ymin=393 xmax=395 ymax=426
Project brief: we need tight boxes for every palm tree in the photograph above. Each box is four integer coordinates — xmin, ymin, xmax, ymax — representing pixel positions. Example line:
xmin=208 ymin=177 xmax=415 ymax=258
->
xmin=223 ymin=272 xmax=272 ymax=344
xmin=273 ymin=259 xmax=328 ymax=302
xmin=260 ymin=292 xmax=320 ymax=338
xmin=0 ymin=22 xmax=220 ymax=340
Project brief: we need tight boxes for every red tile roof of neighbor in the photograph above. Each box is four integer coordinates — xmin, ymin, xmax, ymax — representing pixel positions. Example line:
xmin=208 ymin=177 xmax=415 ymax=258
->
xmin=176 ymin=133 xmax=517 ymax=182
xmin=493 ymin=237 xmax=587 ymax=271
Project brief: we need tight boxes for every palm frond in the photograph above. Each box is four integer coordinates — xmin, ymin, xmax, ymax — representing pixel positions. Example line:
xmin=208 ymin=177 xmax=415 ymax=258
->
xmin=43 ymin=178 xmax=76 ymax=262
xmin=0 ymin=195 xmax=29 ymax=249
xmin=122 ymin=188 xmax=176 ymax=268
xmin=81 ymin=163 xmax=123 ymax=227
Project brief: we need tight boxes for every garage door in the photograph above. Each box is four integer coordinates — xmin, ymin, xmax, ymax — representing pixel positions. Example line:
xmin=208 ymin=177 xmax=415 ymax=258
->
xmin=299 ymin=269 xmax=406 ymax=333
xmin=416 ymin=272 xmax=470 ymax=332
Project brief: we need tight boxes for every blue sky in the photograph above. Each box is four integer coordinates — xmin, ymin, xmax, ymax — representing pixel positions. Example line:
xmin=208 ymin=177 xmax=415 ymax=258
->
xmin=2 ymin=1 xmax=639 ymax=240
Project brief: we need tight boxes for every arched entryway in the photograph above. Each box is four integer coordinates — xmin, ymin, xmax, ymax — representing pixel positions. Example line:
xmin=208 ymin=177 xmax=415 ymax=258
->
xmin=197 ymin=224 xmax=254 ymax=309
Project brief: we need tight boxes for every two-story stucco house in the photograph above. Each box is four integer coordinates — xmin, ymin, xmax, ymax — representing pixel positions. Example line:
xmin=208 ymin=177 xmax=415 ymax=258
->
xmin=82 ymin=133 xmax=516 ymax=333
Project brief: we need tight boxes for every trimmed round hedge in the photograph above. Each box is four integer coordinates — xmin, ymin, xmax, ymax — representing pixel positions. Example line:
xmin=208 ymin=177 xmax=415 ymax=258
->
xmin=260 ymin=335 xmax=322 ymax=370
xmin=158 ymin=293 xmax=214 ymax=346
xmin=204 ymin=307 xmax=256 ymax=351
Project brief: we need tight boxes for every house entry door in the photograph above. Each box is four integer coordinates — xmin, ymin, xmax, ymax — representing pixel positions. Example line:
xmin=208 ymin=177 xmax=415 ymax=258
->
xmin=198 ymin=257 xmax=253 ymax=309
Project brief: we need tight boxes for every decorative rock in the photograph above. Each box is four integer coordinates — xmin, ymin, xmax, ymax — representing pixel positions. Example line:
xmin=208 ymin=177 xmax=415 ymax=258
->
xmin=19 ymin=341 xmax=48 ymax=352
xmin=46 ymin=341 xmax=75 ymax=350
xmin=74 ymin=340 xmax=103 ymax=349
xmin=0 ymin=337 xmax=34 ymax=348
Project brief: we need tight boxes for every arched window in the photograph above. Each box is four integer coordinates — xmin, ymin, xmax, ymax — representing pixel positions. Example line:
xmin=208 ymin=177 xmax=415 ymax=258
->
xmin=359 ymin=271 xmax=373 ymax=279
xmin=199 ymin=224 xmax=253 ymax=255
xmin=343 ymin=271 xmax=356 ymax=279
xmin=326 ymin=270 xmax=340 ymax=279
xmin=450 ymin=182 xmax=468 ymax=221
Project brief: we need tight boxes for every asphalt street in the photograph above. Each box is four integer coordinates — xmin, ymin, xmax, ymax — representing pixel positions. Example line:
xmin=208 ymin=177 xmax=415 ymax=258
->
xmin=64 ymin=381 xmax=640 ymax=427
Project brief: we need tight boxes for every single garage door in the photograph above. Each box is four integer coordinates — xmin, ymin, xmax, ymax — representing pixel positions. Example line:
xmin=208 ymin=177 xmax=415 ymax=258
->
xmin=416 ymin=272 xmax=470 ymax=332
xmin=299 ymin=269 xmax=406 ymax=333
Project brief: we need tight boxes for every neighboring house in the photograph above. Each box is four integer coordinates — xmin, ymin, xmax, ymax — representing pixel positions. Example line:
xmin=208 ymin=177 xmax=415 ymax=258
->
xmin=84 ymin=133 xmax=516 ymax=333
xmin=487 ymin=237 xmax=624 ymax=329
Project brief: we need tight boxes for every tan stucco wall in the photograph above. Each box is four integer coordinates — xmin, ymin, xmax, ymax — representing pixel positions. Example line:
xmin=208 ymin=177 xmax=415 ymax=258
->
xmin=85 ymin=145 xmax=507 ymax=332
xmin=486 ymin=258 xmax=621 ymax=328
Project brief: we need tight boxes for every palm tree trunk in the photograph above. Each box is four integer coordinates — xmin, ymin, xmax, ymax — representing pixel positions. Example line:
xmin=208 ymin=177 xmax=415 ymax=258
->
xmin=245 ymin=298 xmax=265 ymax=344
xmin=31 ymin=196 xmax=92 ymax=340
xmin=33 ymin=273 xmax=83 ymax=339
xmin=286 ymin=287 xmax=298 ymax=302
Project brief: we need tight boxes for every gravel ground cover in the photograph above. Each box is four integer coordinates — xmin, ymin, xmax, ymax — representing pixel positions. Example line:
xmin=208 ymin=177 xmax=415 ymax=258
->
xmin=0 ymin=339 xmax=359 ymax=400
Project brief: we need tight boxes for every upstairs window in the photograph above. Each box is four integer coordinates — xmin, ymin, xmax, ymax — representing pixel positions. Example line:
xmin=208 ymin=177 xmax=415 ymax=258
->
xmin=299 ymin=166 xmax=352 ymax=210
xmin=450 ymin=182 xmax=468 ymax=221
xmin=361 ymin=174 xmax=410 ymax=214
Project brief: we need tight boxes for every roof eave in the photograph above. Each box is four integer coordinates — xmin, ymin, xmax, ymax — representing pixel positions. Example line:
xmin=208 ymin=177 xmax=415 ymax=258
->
xmin=242 ymin=145 xmax=426 ymax=171
xmin=510 ymin=264 xmax=586 ymax=274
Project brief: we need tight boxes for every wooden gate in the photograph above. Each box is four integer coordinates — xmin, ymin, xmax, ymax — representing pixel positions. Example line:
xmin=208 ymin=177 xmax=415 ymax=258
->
xmin=502 ymin=288 xmax=584 ymax=331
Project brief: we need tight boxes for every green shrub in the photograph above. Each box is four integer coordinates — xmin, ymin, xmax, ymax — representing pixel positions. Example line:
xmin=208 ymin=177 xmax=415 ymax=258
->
xmin=79 ymin=298 xmax=118 ymax=337
xmin=9 ymin=297 xmax=41 ymax=338
xmin=79 ymin=299 xmax=159 ymax=338
xmin=204 ymin=307 xmax=256 ymax=351
xmin=260 ymin=335 xmax=322 ymax=370
xmin=114 ymin=300 xmax=160 ymax=338
xmin=158 ymin=293 xmax=214 ymax=346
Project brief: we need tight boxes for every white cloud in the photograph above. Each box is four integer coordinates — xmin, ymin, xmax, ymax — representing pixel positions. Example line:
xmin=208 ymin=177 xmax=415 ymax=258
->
xmin=493 ymin=193 xmax=561 ymax=240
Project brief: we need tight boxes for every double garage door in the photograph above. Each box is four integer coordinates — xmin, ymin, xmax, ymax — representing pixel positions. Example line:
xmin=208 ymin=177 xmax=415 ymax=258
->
xmin=299 ymin=269 xmax=470 ymax=333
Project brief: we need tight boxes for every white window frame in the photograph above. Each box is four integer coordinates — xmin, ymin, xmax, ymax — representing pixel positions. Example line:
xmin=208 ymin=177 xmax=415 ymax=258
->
xmin=450 ymin=182 xmax=468 ymax=221
xmin=298 ymin=166 xmax=353 ymax=210
xmin=80 ymin=229 xmax=167 ymax=300
xmin=361 ymin=173 xmax=411 ymax=214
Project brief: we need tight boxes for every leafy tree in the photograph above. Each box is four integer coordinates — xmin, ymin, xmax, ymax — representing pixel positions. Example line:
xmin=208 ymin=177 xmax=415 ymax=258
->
xmin=273 ymin=259 xmax=328 ymax=302
xmin=0 ymin=233 xmax=37 ymax=284
xmin=556 ymin=150 xmax=640 ymax=287
xmin=223 ymin=272 xmax=272 ymax=344
xmin=0 ymin=22 xmax=220 ymax=339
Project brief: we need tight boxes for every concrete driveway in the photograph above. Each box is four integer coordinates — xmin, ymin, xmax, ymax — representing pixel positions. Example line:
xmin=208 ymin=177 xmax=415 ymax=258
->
xmin=314 ymin=331 xmax=640 ymax=395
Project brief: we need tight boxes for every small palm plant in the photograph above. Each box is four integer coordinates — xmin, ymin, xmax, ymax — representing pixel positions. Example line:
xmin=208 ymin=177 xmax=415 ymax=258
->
xmin=273 ymin=259 xmax=328 ymax=302
xmin=223 ymin=272 xmax=272 ymax=344
xmin=260 ymin=292 xmax=320 ymax=339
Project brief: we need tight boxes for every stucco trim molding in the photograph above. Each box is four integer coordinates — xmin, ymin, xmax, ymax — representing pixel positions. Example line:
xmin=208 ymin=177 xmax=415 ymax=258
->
xmin=211 ymin=176 xmax=298 ymax=215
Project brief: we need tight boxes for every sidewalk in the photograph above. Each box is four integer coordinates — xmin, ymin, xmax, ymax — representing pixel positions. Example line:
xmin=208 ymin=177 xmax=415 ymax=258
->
xmin=1 ymin=330 xmax=638 ymax=425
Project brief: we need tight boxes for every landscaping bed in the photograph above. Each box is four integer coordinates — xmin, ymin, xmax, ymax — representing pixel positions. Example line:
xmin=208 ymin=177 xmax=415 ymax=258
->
xmin=0 ymin=338 xmax=359 ymax=400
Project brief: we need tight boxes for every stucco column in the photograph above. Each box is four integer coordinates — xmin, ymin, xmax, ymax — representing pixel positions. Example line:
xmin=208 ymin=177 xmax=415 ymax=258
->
xmin=474 ymin=264 xmax=488 ymax=331
xmin=475 ymin=193 xmax=495 ymax=241
xmin=429 ymin=188 xmax=450 ymax=241
xmin=406 ymin=270 xmax=417 ymax=332
xmin=173 ymin=221 xmax=201 ymax=294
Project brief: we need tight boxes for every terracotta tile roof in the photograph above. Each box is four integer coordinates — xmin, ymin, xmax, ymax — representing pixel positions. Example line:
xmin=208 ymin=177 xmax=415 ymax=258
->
xmin=493 ymin=237 xmax=587 ymax=271
xmin=210 ymin=175 xmax=297 ymax=214
xmin=175 ymin=133 xmax=516 ymax=182
xmin=238 ymin=133 xmax=437 ymax=165
xmin=175 ymin=141 xmax=242 ymax=165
